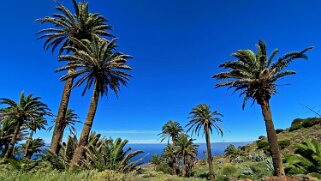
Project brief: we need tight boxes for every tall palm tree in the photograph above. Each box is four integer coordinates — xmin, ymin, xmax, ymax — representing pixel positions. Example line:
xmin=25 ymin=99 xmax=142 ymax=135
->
xmin=186 ymin=104 xmax=223 ymax=181
xmin=174 ymin=133 xmax=198 ymax=177
xmin=23 ymin=116 xmax=48 ymax=159
xmin=159 ymin=120 xmax=183 ymax=144
xmin=37 ymin=0 xmax=113 ymax=155
xmin=0 ymin=91 xmax=51 ymax=160
xmin=213 ymin=40 xmax=313 ymax=176
xmin=57 ymin=37 xmax=132 ymax=167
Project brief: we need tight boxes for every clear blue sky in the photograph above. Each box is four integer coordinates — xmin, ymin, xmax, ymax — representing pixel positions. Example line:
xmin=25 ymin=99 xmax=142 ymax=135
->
xmin=0 ymin=0 xmax=320 ymax=143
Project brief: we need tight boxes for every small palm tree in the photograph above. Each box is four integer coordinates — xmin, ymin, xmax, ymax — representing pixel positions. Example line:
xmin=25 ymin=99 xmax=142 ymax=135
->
xmin=0 ymin=119 xmax=16 ymax=155
xmin=48 ymin=109 xmax=80 ymax=143
xmin=186 ymin=104 xmax=223 ymax=181
xmin=57 ymin=37 xmax=132 ymax=167
xmin=0 ymin=91 xmax=51 ymax=160
xmin=162 ymin=143 xmax=178 ymax=175
xmin=213 ymin=40 xmax=313 ymax=176
xmin=23 ymin=116 xmax=47 ymax=159
xmin=84 ymin=137 xmax=144 ymax=172
xmin=21 ymin=138 xmax=45 ymax=159
xmin=37 ymin=0 xmax=113 ymax=155
xmin=159 ymin=120 xmax=183 ymax=144
xmin=174 ymin=133 xmax=198 ymax=177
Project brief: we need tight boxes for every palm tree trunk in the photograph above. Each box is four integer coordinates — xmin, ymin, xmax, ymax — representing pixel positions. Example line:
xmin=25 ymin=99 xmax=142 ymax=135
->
xmin=205 ymin=126 xmax=215 ymax=181
xmin=171 ymin=137 xmax=178 ymax=175
xmin=4 ymin=122 xmax=22 ymax=160
xmin=24 ymin=130 xmax=34 ymax=159
xmin=260 ymin=99 xmax=285 ymax=176
xmin=182 ymin=155 xmax=187 ymax=177
xmin=70 ymin=83 xmax=99 ymax=167
xmin=50 ymin=69 xmax=74 ymax=155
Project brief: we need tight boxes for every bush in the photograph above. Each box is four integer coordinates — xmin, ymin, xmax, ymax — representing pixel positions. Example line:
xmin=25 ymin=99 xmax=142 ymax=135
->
xmin=149 ymin=154 xmax=161 ymax=165
xmin=275 ymin=129 xmax=284 ymax=134
xmin=302 ymin=117 xmax=321 ymax=128
xmin=289 ymin=118 xmax=304 ymax=131
xmin=90 ymin=170 xmax=126 ymax=181
xmin=224 ymin=144 xmax=237 ymax=156
xmin=221 ymin=165 xmax=238 ymax=176
xmin=256 ymin=140 xmax=269 ymax=149
xmin=258 ymin=135 xmax=266 ymax=140
xmin=155 ymin=162 xmax=172 ymax=174
xmin=278 ymin=140 xmax=291 ymax=149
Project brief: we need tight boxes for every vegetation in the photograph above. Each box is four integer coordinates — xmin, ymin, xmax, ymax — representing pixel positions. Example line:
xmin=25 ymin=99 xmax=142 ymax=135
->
xmin=186 ymin=104 xmax=223 ymax=180
xmin=0 ymin=0 xmax=319 ymax=180
xmin=213 ymin=40 xmax=313 ymax=176
xmin=37 ymin=0 xmax=113 ymax=155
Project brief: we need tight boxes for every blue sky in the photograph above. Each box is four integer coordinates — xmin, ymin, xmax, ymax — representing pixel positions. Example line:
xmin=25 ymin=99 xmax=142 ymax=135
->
xmin=0 ymin=0 xmax=320 ymax=144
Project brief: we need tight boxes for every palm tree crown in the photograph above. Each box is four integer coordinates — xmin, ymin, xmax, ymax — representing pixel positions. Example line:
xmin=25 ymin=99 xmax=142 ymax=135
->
xmin=0 ymin=91 xmax=51 ymax=124
xmin=37 ymin=0 xmax=113 ymax=54
xmin=213 ymin=40 xmax=313 ymax=108
xmin=159 ymin=120 xmax=184 ymax=143
xmin=186 ymin=104 xmax=223 ymax=136
xmin=49 ymin=109 xmax=80 ymax=135
xmin=57 ymin=38 xmax=132 ymax=96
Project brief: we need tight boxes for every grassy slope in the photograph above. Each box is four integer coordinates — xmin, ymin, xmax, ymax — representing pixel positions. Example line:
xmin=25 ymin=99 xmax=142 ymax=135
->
xmin=0 ymin=124 xmax=319 ymax=181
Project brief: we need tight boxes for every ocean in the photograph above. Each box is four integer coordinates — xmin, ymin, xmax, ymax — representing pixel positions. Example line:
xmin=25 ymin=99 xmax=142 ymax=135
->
xmin=127 ymin=142 xmax=250 ymax=163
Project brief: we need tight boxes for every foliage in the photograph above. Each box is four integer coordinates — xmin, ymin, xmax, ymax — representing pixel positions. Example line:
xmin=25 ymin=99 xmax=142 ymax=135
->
xmin=289 ymin=117 xmax=321 ymax=131
xmin=278 ymin=140 xmax=291 ymax=149
xmin=158 ymin=120 xmax=183 ymax=144
xmin=48 ymin=109 xmax=80 ymax=136
xmin=186 ymin=104 xmax=223 ymax=137
xmin=284 ymin=139 xmax=321 ymax=175
xmin=36 ymin=0 xmax=113 ymax=55
xmin=213 ymin=40 xmax=312 ymax=108
xmin=224 ymin=144 xmax=238 ymax=156
xmin=150 ymin=154 xmax=161 ymax=165
xmin=21 ymin=138 xmax=45 ymax=159
xmin=275 ymin=129 xmax=284 ymax=134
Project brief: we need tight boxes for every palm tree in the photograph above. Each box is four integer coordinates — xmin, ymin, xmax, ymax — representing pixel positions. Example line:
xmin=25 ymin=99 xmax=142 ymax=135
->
xmin=162 ymin=143 xmax=178 ymax=175
xmin=174 ymin=133 xmax=198 ymax=177
xmin=0 ymin=91 xmax=51 ymax=160
xmin=37 ymin=0 xmax=113 ymax=155
xmin=158 ymin=120 xmax=183 ymax=175
xmin=57 ymin=37 xmax=132 ymax=167
xmin=22 ymin=138 xmax=45 ymax=159
xmin=23 ymin=116 xmax=47 ymax=159
xmin=186 ymin=104 xmax=223 ymax=181
xmin=213 ymin=40 xmax=313 ymax=176
xmin=159 ymin=120 xmax=183 ymax=144
xmin=48 ymin=109 xmax=80 ymax=144
xmin=0 ymin=119 xmax=16 ymax=155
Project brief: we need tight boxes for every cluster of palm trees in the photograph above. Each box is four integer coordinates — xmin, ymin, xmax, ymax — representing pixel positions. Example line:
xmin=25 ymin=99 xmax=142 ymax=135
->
xmin=0 ymin=92 xmax=51 ymax=160
xmin=0 ymin=0 xmax=314 ymax=179
xmin=36 ymin=0 xmax=131 ymax=167
xmin=157 ymin=40 xmax=312 ymax=180
xmin=158 ymin=104 xmax=223 ymax=180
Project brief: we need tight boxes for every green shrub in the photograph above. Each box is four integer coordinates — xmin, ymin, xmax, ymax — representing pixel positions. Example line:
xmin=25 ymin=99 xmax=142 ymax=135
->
xmin=224 ymin=144 xmax=237 ymax=156
xmin=289 ymin=118 xmax=304 ymax=131
xmin=275 ymin=129 xmax=284 ymax=134
xmin=155 ymin=162 xmax=172 ymax=174
xmin=221 ymin=165 xmax=238 ymax=176
xmin=302 ymin=117 xmax=321 ymax=128
xmin=256 ymin=140 xmax=269 ymax=149
xmin=90 ymin=170 xmax=126 ymax=181
xmin=149 ymin=154 xmax=161 ymax=165
xmin=258 ymin=135 xmax=266 ymax=140
xmin=278 ymin=140 xmax=291 ymax=149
